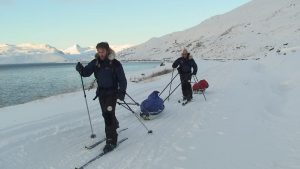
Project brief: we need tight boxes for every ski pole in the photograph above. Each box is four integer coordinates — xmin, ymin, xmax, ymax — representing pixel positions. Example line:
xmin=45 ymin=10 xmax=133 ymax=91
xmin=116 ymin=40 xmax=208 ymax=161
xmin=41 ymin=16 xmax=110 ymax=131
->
xmin=122 ymin=101 xmax=153 ymax=134
xmin=117 ymin=102 xmax=132 ymax=112
xmin=80 ymin=75 xmax=96 ymax=139
xmin=118 ymin=102 xmax=138 ymax=106
xmin=194 ymin=75 xmax=199 ymax=82
xmin=125 ymin=93 xmax=140 ymax=106
xmin=202 ymin=91 xmax=207 ymax=101
xmin=163 ymin=82 xmax=181 ymax=102
xmin=159 ymin=73 xmax=179 ymax=96
xmin=167 ymin=69 xmax=175 ymax=101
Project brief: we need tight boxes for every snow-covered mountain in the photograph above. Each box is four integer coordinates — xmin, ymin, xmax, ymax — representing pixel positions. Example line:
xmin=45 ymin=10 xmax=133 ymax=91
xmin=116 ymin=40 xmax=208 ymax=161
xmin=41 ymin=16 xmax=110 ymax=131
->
xmin=62 ymin=44 xmax=95 ymax=62
xmin=63 ymin=44 xmax=94 ymax=55
xmin=118 ymin=0 xmax=300 ymax=60
xmin=63 ymin=44 xmax=133 ymax=54
xmin=0 ymin=43 xmax=134 ymax=64
xmin=0 ymin=43 xmax=66 ymax=64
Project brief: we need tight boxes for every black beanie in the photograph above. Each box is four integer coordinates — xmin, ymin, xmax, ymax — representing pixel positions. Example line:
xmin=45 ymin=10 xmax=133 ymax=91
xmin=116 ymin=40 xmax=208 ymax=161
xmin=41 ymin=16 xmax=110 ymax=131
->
xmin=96 ymin=42 xmax=110 ymax=50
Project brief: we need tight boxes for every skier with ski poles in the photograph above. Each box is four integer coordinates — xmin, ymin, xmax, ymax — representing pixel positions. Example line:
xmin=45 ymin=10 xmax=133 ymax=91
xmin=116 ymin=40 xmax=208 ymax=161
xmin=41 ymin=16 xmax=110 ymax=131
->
xmin=76 ymin=42 xmax=127 ymax=153
xmin=172 ymin=49 xmax=198 ymax=103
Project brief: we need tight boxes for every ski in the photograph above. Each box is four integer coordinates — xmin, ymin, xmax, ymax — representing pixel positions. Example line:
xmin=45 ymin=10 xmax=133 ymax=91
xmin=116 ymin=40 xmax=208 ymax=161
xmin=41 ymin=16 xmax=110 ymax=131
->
xmin=85 ymin=128 xmax=128 ymax=150
xmin=182 ymin=101 xmax=189 ymax=106
xmin=178 ymin=99 xmax=186 ymax=103
xmin=182 ymin=100 xmax=193 ymax=106
xmin=76 ymin=138 xmax=128 ymax=169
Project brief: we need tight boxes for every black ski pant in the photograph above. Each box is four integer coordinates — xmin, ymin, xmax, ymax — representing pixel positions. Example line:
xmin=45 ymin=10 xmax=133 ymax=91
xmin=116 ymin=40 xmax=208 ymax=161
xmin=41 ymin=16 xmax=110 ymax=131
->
xmin=98 ymin=90 xmax=118 ymax=145
xmin=180 ymin=73 xmax=193 ymax=100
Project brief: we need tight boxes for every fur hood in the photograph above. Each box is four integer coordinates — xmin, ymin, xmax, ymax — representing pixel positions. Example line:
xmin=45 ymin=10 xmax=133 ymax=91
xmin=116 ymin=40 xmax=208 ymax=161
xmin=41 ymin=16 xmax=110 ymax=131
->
xmin=108 ymin=49 xmax=116 ymax=60
xmin=95 ymin=48 xmax=116 ymax=61
xmin=94 ymin=48 xmax=116 ymax=68
xmin=181 ymin=53 xmax=193 ymax=60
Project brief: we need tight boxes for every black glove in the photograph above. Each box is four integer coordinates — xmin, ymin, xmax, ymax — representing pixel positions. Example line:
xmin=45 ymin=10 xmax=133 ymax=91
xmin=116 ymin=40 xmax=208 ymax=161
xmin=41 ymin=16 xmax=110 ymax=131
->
xmin=117 ymin=91 xmax=126 ymax=101
xmin=76 ymin=62 xmax=84 ymax=74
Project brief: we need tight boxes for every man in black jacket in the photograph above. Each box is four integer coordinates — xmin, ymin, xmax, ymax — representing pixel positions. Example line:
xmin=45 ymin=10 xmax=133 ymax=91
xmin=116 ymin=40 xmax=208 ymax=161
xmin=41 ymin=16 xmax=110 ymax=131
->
xmin=76 ymin=42 xmax=127 ymax=153
xmin=172 ymin=49 xmax=198 ymax=102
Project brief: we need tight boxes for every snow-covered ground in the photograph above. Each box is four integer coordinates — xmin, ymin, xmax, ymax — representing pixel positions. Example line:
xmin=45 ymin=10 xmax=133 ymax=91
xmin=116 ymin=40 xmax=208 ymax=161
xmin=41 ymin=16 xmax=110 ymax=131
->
xmin=1 ymin=50 xmax=299 ymax=169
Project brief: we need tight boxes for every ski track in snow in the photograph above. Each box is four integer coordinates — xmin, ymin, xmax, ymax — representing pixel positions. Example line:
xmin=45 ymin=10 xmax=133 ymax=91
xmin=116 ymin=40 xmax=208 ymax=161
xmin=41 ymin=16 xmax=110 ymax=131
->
xmin=1 ymin=53 xmax=300 ymax=169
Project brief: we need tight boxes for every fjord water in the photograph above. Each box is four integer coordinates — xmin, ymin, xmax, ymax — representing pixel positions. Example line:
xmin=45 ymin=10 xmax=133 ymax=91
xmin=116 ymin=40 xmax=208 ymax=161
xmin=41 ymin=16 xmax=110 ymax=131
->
xmin=0 ymin=62 xmax=159 ymax=108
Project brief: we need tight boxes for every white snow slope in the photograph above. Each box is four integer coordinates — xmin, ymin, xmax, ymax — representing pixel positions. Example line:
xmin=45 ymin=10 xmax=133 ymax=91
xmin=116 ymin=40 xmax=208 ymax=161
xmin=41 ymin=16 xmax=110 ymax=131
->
xmin=0 ymin=50 xmax=300 ymax=169
xmin=118 ymin=0 xmax=300 ymax=60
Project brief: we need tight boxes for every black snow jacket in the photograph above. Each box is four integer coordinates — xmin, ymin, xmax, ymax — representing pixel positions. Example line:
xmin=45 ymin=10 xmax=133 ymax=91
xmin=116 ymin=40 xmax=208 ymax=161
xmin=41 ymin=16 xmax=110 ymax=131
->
xmin=172 ymin=54 xmax=198 ymax=75
xmin=81 ymin=49 xmax=127 ymax=95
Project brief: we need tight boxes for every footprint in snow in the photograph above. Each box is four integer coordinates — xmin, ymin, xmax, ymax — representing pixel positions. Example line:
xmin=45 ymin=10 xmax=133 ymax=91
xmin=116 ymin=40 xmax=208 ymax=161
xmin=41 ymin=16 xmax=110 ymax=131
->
xmin=172 ymin=143 xmax=185 ymax=152
xmin=177 ymin=156 xmax=187 ymax=161
xmin=217 ymin=131 xmax=225 ymax=135
xmin=189 ymin=146 xmax=196 ymax=150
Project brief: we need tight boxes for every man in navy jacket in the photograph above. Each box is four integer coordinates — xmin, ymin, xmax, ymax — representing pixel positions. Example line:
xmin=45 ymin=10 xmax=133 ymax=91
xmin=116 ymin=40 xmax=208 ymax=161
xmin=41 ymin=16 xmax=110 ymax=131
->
xmin=172 ymin=49 xmax=197 ymax=102
xmin=76 ymin=42 xmax=127 ymax=153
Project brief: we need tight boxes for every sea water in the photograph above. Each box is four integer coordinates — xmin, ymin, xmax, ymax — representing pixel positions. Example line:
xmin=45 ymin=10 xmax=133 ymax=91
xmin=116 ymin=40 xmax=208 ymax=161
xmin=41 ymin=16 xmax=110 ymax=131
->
xmin=0 ymin=62 xmax=159 ymax=108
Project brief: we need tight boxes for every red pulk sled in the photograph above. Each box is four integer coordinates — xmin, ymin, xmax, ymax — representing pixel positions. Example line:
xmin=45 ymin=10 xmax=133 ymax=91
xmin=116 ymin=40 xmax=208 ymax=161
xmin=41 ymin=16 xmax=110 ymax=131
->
xmin=193 ymin=79 xmax=209 ymax=101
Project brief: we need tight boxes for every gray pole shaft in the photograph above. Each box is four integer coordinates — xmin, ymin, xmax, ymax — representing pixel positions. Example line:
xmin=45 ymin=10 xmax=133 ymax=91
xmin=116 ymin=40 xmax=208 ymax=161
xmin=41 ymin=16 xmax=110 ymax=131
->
xmin=80 ymin=75 xmax=95 ymax=137
xmin=167 ymin=69 xmax=175 ymax=101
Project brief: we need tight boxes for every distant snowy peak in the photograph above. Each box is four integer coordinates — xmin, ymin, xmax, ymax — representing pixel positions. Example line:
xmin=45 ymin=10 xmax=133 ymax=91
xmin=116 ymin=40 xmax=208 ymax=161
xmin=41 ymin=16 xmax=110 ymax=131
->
xmin=63 ymin=44 xmax=95 ymax=55
xmin=0 ymin=43 xmax=64 ymax=55
xmin=0 ymin=43 xmax=134 ymax=64
xmin=0 ymin=43 xmax=65 ymax=64
xmin=63 ymin=44 xmax=133 ymax=54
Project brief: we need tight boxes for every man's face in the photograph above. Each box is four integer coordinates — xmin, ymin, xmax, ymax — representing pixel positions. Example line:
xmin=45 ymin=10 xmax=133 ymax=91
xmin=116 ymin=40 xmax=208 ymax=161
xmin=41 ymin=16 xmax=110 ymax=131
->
xmin=97 ymin=48 xmax=108 ymax=60
xmin=182 ymin=50 xmax=188 ymax=58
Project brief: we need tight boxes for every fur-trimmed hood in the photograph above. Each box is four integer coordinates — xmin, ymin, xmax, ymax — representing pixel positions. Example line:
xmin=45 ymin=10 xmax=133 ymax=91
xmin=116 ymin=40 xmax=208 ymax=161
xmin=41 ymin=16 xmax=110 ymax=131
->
xmin=181 ymin=53 xmax=193 ymax=60
xmin=108 ymin=49 xmax=116 ymax=60
xmin=95 ymin=48 xmax=116 ymax=61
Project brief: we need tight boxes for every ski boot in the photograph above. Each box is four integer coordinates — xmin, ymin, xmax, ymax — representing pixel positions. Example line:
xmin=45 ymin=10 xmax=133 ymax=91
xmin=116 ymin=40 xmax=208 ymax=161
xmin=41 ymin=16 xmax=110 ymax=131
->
xmin=103 ymin=143 xmax=117 ymax=153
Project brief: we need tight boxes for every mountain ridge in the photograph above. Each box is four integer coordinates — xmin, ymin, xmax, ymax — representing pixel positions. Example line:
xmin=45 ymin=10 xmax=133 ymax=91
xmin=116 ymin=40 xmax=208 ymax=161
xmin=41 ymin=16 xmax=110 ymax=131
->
xmin=0 ymin=43 xmax=134 ymax=64
xmin=117 ymin=0 xmax=300 ymax=60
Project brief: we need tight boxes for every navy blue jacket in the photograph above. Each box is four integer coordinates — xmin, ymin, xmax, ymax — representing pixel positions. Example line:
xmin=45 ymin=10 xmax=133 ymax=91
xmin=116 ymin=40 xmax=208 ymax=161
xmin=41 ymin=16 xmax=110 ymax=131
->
xmin=81 ymin=58 xmax=127 ymax=95
xmin=172 ymin=56 xmax=198 ymax=75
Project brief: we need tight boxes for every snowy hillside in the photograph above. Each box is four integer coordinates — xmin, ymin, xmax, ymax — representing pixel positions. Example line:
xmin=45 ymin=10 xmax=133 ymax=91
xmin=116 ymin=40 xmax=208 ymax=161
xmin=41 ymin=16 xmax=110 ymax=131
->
xmin=0 ymin=43 xmax=66 ymax=64
xmin=118 ymin=0 xmax=300 ymax=60
xmin=0 ymin=50 xmax=300 ymax=169
xmin=110 ymin=44 xmax=134 ymax=53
